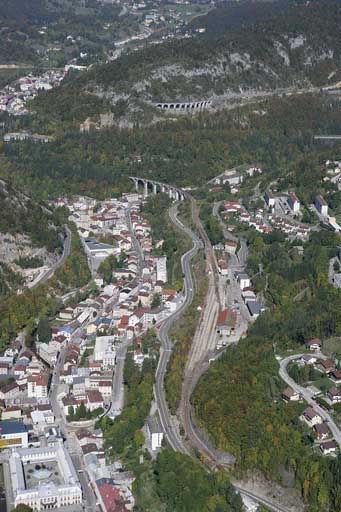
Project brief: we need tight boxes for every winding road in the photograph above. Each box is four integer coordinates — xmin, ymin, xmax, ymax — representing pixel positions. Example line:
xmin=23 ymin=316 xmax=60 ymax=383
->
xmin=155 ymin=204 xmax=200 ymax=455
xmin=28 ymin=225 xmax=72 ymax=288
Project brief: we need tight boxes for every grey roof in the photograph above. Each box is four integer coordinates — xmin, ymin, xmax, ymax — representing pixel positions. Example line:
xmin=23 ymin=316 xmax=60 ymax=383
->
xmin=147 ymin=413 xmax=162 ymax=434
xmin=235 ymin=272 xmax=249 ymax=280
xmin=246 ymin=300 xmax=261 ymax=316
xmin=0 ymin=420 xmax=27 ymax=435
xmin=85 ymin=239 xmax=114 ymax=251
xmin=73 ymin=376 xmax=85 ymax=385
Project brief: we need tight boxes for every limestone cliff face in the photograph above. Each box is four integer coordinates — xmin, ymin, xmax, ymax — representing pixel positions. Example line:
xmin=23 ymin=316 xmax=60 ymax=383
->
xmin=0 ymin=180 xmax=63 ymax=294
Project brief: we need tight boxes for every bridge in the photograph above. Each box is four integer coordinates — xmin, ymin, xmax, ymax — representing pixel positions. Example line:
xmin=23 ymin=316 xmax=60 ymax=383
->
xmin=129 ymin=176 xmax=186 ymax=201
xmin=155 ymin=100 xmax=211 ymax=112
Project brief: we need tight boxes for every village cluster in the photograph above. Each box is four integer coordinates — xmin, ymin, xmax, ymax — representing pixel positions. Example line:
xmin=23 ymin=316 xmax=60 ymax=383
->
xmin=0 ymin=191 xmax=181 ymax=512
xmin=0 ymin=66 xmax=85 ymax=116
xmin=220 ymin=188 xmax=336 ymax=240
xmin=282 ymin=338 xmax=341 ymax=457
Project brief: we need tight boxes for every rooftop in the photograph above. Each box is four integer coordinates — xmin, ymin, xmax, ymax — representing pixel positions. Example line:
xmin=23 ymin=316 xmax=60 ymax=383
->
xmin=0 ymin=420 xmax=27 ymax=435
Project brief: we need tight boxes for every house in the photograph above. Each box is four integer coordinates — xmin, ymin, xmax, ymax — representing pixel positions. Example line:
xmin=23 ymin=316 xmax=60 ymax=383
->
xmin=27 ymin=373 xmax=49 ymax=399
xmin=216 ymin=309 xmax=235 ymax=336
xmin=264 ymin=191 xmax=276 ymax=208
xmin=300 ymin=407 xmax=323 ymax=427
xmin=246 ymin=300 xmax=262 ymax=318
xmin=94 ymin=336 xmax=116 ymax=368
xmin=282 ymin=387 xmax=300 ymax=402
xmin=315 ymin=195 xmax=328 ymax=216
xmin=59 ymin=307 xmax=75 ymax=320
xmin=0 ymin=382 xmax=19 ymax=400
xmin=31 ymin=408 xmax=55 ymax=426
xmin=87 ymin=390 xmax=104 ymax=412
xmin=288 ymin=192 xmax=300 ymax=213
xmin=1 ymin=407 xmax=22 ymax=420
xmin=225 ymin=240 xmax=238 ymax=254
xmin=320 ymin=440 xmax=338 ymax=455
xmin=0 ymin=363 xmax=9 ymax=376
xmin=82 ymin=442 xmax=101 ymax=456
xmin=96 ymin=479 xmax=128 ymax=512
xmin=73 ymin=377 xmax=86 ymax=397
xmin=162 ymin=289 xmax=177 ymax=303
xmin=317 ymin=359 xmax=335 ymax=374
xmin=235 ymin=272 xmax=251 ymax=290
xmin=222 ymin=201 xmax=242 ymax=213
xmin=242 ymin=290 xmax=256 ymax=303
xmin=314 ymin=422 xmax=331 ymax=441
xmin=327 ymin=387 xmax=341 ymax=404
xmin=217 ymin=259 xmax=228 ymax=276
xmin=300 ymin=354 xmax=318 ymax=366
xmin=13 ymin=364 xmax=27 ymax=379
xmin=147 ymin=413 xmax=163 ymax=451
xmin=305 ymin=338 xmax=322 ymax=351
xmin=330 ymin=369 xmax=341 ymax=384
xmin=98 ymin=381 xmax=112 ymax=397
xmin=62 ymin=395 xmax=83 ymax=415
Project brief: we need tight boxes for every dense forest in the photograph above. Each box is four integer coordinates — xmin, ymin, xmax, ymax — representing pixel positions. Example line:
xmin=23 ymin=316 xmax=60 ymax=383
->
xmin=3 ymin=94 xmax=341 ymax=200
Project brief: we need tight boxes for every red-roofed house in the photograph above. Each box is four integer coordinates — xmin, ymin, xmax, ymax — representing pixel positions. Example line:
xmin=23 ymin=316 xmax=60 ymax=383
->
xmin=27 ymin=373 xmax=49 ymax=398
xmin=97 ymin=482 xmax=128 ymax=512
xmin=87 ymin=390 xmax=104 ymax=412
xmin=216 ymin=309 xmax=236 ymax=336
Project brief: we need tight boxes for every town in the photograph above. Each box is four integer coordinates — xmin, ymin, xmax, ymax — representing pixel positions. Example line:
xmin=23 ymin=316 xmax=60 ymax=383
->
xmin=0 ymin=190 xmax=185 ymax=512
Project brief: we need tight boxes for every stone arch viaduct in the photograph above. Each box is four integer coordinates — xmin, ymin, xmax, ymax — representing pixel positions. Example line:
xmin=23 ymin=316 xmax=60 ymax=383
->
xmin=155 ymin=100 xmax=211 ymax=111
xmin=129 ymin=176 xmax=186 ymax=201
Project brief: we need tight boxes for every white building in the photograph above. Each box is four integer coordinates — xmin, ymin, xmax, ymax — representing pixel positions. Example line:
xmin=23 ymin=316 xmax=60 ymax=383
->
xmin=288 ymin=192 xmax=300 ymax=213
xmin=94 ymin=336 xmax=116 ymax=368
xmin=156 ymin=256 xmax=167 ymax=283
xmin=147 ymin=414 xmax=163 ymax=451
xmin=235 ymin=272 xmax=251 ymax=290
xmin=315 ymin=195 xmax=328 ymax=216
xmin=27 ymin=374 xmax=49 ymax=399
xmin=9 ymin=443 xmax=82 ymax=511
xmin=0 ymin=421 xmax=28 ymax=448
xmin=31 ymin=409 xmax=55 ymax=426
xmin=37 ymin=342 xmax=59 ymax=366
xmin=265 ymin=191 xmax=276 ymax=208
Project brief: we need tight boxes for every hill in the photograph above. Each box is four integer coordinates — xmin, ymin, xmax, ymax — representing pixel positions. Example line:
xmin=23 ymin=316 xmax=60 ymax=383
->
xmin=0 ymin=179 xmax=65 ymax=297
xmin=0 ymin=0 xmax=123 ymax=66
xmin=32 ymin=0 xmax=341 ymax=122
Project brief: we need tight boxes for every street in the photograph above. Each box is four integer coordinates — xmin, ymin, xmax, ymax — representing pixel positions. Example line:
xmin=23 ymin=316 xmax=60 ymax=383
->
xmin=279 ymin=354 xmax=341 ymax=448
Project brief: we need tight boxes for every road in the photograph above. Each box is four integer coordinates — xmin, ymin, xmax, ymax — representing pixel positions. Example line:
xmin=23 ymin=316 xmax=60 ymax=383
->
xmin=28 ymin=225 xmax=72 ymax=289
xmin=155 ymin=204 xmax=201 ymax=455
xmin=279 ymin=354 xmax=341 ymax=447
